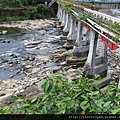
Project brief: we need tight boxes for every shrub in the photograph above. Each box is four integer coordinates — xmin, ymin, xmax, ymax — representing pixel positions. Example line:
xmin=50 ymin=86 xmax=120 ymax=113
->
xmin=0 ymin=74 xmax=120 ymax=114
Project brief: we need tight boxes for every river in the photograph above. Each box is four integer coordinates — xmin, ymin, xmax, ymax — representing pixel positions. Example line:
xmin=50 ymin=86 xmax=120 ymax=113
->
xmin=0 ymin=26 xmax=64 ymax=80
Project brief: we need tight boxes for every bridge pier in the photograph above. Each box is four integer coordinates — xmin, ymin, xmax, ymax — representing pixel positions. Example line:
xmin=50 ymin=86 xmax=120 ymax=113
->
xmin=66 ymin=21 xmax=90 ymax=66
xmin=83 ymin=30 xmax=108 ymax=78
xmin=57 ymin=5 xmax=60 ymax=19
xmin=58 ymin=6 xmax=63 ymax=24
xmin=73 ymin=22 xmax=90 ymax=58
xmin=63 ymin=15 xmax=77 ymax=49
xmin=62 ymin=13 xmax=70 ymax=36
xmin=61 ymin=10 xmax=66 ymax=29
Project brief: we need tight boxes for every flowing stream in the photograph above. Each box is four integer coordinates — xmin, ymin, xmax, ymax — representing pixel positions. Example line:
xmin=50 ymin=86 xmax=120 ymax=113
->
xmin=0 ymin=27 xmax=64 ymax=80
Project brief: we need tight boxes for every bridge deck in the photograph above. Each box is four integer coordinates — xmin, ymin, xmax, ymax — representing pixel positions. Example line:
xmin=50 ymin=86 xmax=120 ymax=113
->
xmin=57 ymin=0 xmax=120 ymax=48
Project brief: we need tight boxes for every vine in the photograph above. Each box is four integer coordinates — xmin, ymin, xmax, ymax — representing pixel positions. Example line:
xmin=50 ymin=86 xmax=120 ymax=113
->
xmin=63 ymin=3 xmax=72 ymax=13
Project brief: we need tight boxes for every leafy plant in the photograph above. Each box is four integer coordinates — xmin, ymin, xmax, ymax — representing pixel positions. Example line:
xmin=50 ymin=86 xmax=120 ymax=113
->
xmin=63 ymin=3 xmax=72 ymax=13
xmin=78 ymin=12 xmax=88 ymax=21
xmin=0 ymin=74 xmax=120 ymax=114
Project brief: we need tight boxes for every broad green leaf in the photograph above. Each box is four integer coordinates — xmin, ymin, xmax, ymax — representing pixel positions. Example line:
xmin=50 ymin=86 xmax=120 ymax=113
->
xmin=43 ymin=81 xmax=47 ymax=93
xmin=31 ymin=98 xmax=37 ymax=104
xmin=26 ymin=109 xmax=35 ymax=114
xmin=94 ymin=74 xmax=101 ymax=80
xmin=42 ymin=95 xmax=49 ymax=101
xmin=73 ymin=93 xmax=81 ymax=99
xmin=56 ymin=101 xmax=64 ymax=106
xmin=81 ymin=95 xmax=88 ymax=100
xmin=80 ymin=101 xmax=88 ymax=105
xmin=42 ymin=106 xmax=47 ymax=114
xmin=112 ymin=108 xmax=120 ymax=114
xmin=38 ymin=79 xmax=47 ymax=88
xmin=10 ymin=95 xmax=18 ymax=102
xmin=80 ymin=101 xmax=89 ymax=111
xmin=45 ymin=81 xmax=50 ymax=93
xmin=47 ymin=82 xmax=53 ymax=92
xmin=16 ymin=98 xmax=24 ymax=102
xmin=22 ymin=104 xmax=30 ymax=108
xmin=89 ymin=91 xmax=99 ymax=96
xmin=72 ymin=88 xmax=80 ymax=92
xmin=70 ymin=100 xmax=76 ymax=108
xmin=62 ymin=97 xmax=71 ymax=102
xmin=2 ymin=106 xmax=10 ymax=112
xmin=94 ymin=100 xmax=103 ymax=108
xmin=103 ymin=101 xmax=111 ymax=108
xmin=96 ymin=103 xmax=102 ymax=108
xmin=60 ymin=108 xmax=66 ymax=114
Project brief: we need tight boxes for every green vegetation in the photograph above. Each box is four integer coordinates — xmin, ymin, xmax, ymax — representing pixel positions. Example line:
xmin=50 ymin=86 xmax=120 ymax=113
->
xmin=63 ymin=3 xmax=72 ymax=13
xmin=0 ymin=0 xmax=53 ymax=22
xmin=94 ymin=19 xmax=120 ymax=43
xmin=0 ymin=0 xmax=28 ymax=7
xmin=0 ymin=74 xmax=120 ymax=114
xmin=0 ymin=4 xmax=52 ymax=22
xmin=78 ymin=12 xmax=88 ymax=21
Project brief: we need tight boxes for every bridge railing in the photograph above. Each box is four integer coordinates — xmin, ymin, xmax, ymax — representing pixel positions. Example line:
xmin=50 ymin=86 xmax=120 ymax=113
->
xmin=71 ymin=9 xmax=120 ymax=49
xmin=84 ymin=8 xmax=120 ymax=23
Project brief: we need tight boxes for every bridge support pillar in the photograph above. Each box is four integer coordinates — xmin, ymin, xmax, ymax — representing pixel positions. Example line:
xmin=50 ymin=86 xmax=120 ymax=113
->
xmin=57 ymin=5 xmax=60 ymax=19
xmin=61 ymin=10 xmax=66 ymax=29
xmin=63 ymin=13 xmax=70 ymax=36
xmin=58 ymin=6 xmax=63 ymax=24
xmin=83 ymin=30 xmax=108 ymax=78
xmin=63 ymin=15 xmax=77 ymax=49
xmin=66 ymin=21 xmax=90 ymax=66
xmin=73 ymin=21 xmax=90 ymax=58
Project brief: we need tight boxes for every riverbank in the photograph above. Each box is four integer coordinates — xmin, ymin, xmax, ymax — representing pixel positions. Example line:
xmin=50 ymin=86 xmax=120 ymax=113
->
xmin=0 ymin=18 xmax=57 ymax=33
xmin=0 ymin=18 xmax=120 ymax=107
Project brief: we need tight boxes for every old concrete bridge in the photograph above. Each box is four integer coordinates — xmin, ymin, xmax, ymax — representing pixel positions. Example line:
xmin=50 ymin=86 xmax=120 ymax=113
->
xmin=48 ymin=0 xmax=120 ymax=83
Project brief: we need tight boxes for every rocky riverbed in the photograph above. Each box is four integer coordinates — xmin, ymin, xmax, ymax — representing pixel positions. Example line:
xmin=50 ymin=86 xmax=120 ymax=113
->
xmin=0 ymin=18 xmax=120 ymax=107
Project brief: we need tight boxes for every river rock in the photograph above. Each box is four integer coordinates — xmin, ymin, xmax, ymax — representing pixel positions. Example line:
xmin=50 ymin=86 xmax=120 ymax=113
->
xmin=39 ymin=30 xmax=46 ymax=35
xmin=52 ymin=66 xmax=62 ymax=73
xmin=49 ymin=40 xmax=59 ymax=44
xmin=26 ymin=65 xmax=33 ymax=69
xmin=36 ymin=55 xmax=49 ymax=62
xmin=24 ymin=85 xmax=42 ymax=98
xmin=31 ymin=68 xmax=41 ymax=74
xmin=65 ymin=68 xmax=82 ymax=80
xmin=10 ymin=53 xmax=17 ymax=58
xmin=29 ymin=56 xmax=35 ymax=61
xmin=0 ymin=38 xmax=10 ymax=43
xmin=21 ymin=55 xmax=29 ymax=61
xmin=25 ymin=45 xmax=38 ymax=48
xmin=47 ymin=30 xmax=55 ymax=34
xmin=2 ymin=30 xmax=8 ymax=35
xmin=24 ymin=40 xmax=42 ymax=46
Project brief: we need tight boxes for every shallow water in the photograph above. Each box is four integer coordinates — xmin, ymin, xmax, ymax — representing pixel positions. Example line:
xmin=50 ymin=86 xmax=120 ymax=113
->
xmin=0 ymin=27 xmax=63 ymax=80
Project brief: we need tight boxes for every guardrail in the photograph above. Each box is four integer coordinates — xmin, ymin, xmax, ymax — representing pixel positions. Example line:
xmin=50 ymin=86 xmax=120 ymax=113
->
xmin=71 ymin=9 xmax=120 ymax=48
xmin=84 ymin=8 xmax=120 ymax=23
